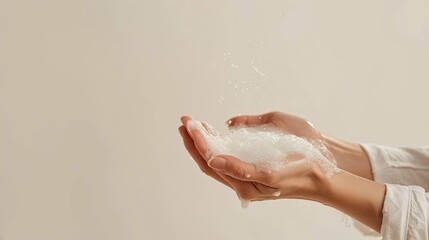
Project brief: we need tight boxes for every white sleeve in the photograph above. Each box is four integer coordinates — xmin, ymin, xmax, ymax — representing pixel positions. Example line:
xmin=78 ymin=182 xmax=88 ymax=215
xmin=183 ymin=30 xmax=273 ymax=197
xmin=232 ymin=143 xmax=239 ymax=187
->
xmin=381 ymin=184 xmax=428 ymax=240
xmin=361 ymin=144 xmax=429 ymax=189
xmin=360 ymin=144 xmax=429 ymax=240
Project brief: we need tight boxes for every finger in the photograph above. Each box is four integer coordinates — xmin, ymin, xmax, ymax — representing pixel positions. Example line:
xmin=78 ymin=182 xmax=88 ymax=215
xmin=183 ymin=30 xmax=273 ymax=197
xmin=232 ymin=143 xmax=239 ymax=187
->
xmin=185 ymin=124 xmax=212 ymax=160
xmin=179 ymin=119 xmax=278 ymax=202
xmin=182 ymin=116 xmax=215 ymax=137
xmin=232 ymin=180 xmax=280 ymax=201
xmin=179 ymin=119 xmax=251 ymax=191
xmin=180 ymin=118 xmax=278 ymax=199
xmin=226 ymin=112 xmax=278 ymax=127
xmin=180 ymin=126 xmax=255 ymax=194
xmin=223 ymin=167 xmax=282 ymax=201
xmin=181 ymin=126 xmax=281 ymax=201
xmin=179 ymin=126 xmax=232 ymax=189
xmin=180 ymin=116 xmax=192 ymax=126
xmin=181 ymin=116 xmax=212 ymax=141
xmin=207 ymin=155 xmax=277 ymax=185
xmin=201 ymin=121 xmax=217 ymax=135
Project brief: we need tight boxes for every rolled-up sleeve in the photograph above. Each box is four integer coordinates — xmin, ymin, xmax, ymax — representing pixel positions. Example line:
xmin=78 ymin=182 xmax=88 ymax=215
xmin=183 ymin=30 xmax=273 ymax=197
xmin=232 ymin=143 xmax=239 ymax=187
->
xmin=381 ymin=184 xmax=428 ymax=239
xmin=360 ymin=144 xmax=429 ymax=240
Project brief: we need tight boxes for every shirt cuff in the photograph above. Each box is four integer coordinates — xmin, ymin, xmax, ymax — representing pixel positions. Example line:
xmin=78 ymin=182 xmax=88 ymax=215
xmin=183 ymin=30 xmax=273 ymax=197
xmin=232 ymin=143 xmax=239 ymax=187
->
xmin=381 ymin=184 xmax=427 ymax=240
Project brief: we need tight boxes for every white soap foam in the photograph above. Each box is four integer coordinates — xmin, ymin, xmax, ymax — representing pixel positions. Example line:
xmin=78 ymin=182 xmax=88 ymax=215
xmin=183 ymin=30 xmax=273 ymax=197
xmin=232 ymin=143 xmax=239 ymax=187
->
xmin=187 ymin=119 xmax=338 ymax=178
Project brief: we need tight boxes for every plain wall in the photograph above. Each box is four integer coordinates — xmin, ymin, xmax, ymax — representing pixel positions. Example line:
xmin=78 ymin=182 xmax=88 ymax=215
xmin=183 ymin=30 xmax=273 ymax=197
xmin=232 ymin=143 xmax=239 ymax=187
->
xmin=1 ymin=0 xmax=428 ymax=239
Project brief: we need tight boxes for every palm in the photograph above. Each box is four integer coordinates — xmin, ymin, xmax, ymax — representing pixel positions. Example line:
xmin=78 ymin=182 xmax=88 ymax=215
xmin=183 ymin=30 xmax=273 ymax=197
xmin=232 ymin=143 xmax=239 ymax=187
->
xmin=229 ymin=112 xmax=333 ymax=163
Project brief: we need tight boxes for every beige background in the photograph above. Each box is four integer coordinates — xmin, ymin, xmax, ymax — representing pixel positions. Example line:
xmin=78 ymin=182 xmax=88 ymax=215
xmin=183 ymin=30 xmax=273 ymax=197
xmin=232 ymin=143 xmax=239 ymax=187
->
xmin=1 ymin=0 xmax=429 ymax=239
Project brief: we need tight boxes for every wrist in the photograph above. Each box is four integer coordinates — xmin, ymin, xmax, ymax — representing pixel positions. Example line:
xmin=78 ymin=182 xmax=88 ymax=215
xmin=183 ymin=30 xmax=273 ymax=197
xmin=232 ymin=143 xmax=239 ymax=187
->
xmin=317 ymin=170 xmax=386 ymax=232
xmin=321 ymin=134 xmax=374 ymax=180
xmin=303 ymin=161 xmax=333 ymax=203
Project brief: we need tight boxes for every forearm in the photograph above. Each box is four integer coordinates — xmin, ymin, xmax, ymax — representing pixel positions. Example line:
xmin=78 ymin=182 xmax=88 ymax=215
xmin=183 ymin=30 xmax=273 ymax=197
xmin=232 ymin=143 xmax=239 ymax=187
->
xmin=322 ymin=134 xmax=374 ymax=180
xmin=315 ymin=170 xmax=386 ymax=232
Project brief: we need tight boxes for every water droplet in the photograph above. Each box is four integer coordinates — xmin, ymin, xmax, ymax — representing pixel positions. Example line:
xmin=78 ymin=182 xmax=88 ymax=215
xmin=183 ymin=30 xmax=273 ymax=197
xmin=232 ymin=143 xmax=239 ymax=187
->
xmin=240 ymin=199 xmax=249 ymax=209
xmin=272 ymin=191 xmax=281 ymax=197
xmin=218 ymin=95 xmax=225 ymax=103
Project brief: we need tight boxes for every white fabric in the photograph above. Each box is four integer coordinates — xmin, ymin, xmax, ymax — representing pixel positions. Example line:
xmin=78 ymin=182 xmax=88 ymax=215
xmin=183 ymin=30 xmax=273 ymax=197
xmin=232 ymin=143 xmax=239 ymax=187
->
xmin=361 ymin=144 xmax=429 ymax=240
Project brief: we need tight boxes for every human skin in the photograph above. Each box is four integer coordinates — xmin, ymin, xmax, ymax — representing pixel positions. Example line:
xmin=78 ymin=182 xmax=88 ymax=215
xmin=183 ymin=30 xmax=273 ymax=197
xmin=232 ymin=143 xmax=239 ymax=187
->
xmin=178 ymin=112 xmax=386 ymax=232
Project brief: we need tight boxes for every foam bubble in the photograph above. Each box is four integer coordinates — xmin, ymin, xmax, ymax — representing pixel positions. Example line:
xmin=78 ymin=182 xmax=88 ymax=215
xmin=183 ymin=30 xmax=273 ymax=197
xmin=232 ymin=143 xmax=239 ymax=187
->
xmin=187 ymin=119 xmax=339 ymax=179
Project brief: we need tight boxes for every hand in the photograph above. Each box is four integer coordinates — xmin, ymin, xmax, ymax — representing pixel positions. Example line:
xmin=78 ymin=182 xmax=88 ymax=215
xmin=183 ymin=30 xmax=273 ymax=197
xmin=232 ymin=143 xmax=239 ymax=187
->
xmin=178 ymin=112 xmax=331 ymax=204
xmin=178 ymin=112 xmax=386 ymax=232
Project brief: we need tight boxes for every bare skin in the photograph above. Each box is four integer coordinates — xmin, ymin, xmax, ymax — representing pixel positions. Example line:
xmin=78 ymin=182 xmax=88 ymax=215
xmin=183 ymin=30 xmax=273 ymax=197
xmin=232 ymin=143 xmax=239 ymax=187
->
xmin=178 ymin=111 xmax=386 ymax=232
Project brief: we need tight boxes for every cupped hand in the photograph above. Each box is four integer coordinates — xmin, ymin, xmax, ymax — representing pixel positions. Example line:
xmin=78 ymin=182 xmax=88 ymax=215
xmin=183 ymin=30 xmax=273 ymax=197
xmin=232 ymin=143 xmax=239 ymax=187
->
xmin=227 ymin=111 xmax=319 ymax=139
xmin=178 ymin=112 xmax=331 ymax=205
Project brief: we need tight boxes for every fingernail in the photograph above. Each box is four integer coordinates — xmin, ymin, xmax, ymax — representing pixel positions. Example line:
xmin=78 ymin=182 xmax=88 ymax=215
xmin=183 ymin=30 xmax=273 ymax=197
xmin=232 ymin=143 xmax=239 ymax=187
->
xmin=208 ymin=157 xmax=226 ymax=170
